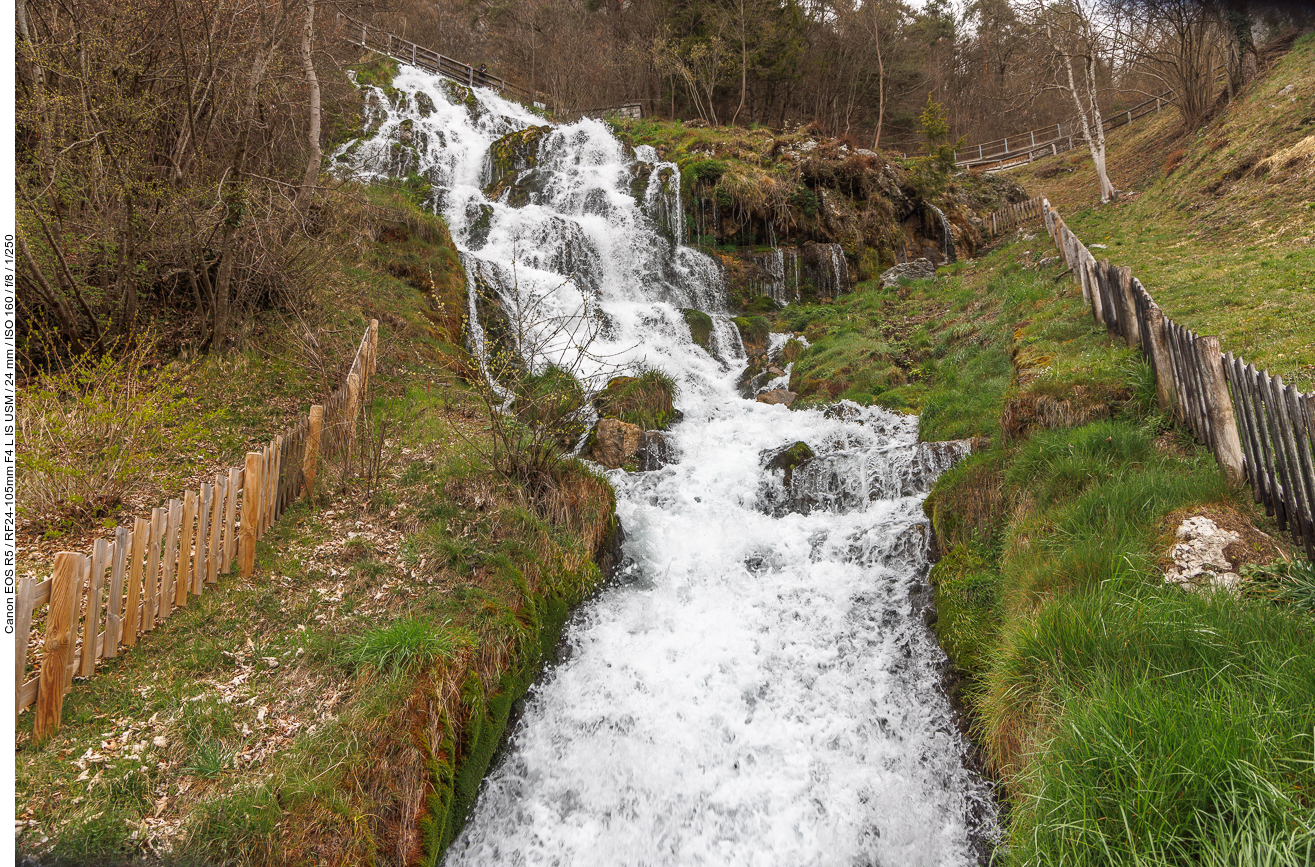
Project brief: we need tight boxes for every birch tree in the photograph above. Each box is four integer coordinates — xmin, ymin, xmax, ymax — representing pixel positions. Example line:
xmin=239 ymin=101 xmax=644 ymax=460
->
xmin=1032 ymin=0 xmax=1118 ymax=202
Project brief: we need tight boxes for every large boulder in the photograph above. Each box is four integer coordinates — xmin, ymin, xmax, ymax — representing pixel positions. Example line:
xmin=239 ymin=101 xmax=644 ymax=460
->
xmin=589 ymin=418 xmax=642 ymax=469
xmin=879 ymin=258 xmax=937 ymax=289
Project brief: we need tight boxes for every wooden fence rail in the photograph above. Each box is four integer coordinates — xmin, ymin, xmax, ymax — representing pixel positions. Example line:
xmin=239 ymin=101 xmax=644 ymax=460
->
xmin=953 ymin=66 xmax=1226 ymax=171
xmin=987 ymin=195 xmax=1046 ymax=239
xmin=18 ymin=321 xmax=379 ymax=738
xmin=1041 ymin=199 xmax=1315 ymax=559
xmin=336 ymin=13 xmax=645 ymax=121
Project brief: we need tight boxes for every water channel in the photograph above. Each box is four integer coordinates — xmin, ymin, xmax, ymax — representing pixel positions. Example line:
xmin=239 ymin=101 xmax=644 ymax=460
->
xmin=341 ymin=67 xmax=998 ymax=866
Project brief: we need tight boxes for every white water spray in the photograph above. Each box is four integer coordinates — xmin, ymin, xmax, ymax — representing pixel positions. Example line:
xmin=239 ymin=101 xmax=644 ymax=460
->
xmin=338 ymin=69 xmax=997 ymax=866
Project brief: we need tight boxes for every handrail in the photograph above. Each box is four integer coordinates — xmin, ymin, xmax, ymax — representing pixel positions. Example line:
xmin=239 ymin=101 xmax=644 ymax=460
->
xmin=954 ymin=64 xmax=1228 ymax=168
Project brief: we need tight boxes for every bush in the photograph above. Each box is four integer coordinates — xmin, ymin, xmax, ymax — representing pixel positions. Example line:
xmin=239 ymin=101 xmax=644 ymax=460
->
xmin=17 ymin=336 xmax=213 ymax=532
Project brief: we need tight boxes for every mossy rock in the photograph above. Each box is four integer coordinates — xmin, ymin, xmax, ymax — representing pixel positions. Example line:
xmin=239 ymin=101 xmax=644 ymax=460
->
xmin=593 ymin=370 xmax=679 ymax=431
xmin=415 ymin=92 xmax=437 ymax=117
xmin=466 ymin=203 xmax=494 ymax=250
xmin=761 ymin=441 xmax=816 ymax=486
xmin=484 ymin=126 xmax=553 ymax=207
xmin=780 ymin=338 xmax=805 ymax=363
xmin=740 ymin=295 xmax=781 ymax=315
xmin=629 ymin=162 xmax=655 ymax=202
xmin=681 ymin=309 xmax=714 ymax=351
xmin=732 ymin=316 xmax=771 ymax=356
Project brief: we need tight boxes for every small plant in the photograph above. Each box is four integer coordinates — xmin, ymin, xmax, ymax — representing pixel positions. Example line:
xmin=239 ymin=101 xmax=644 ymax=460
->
xmin=347 ymin=617 xmax=471 ymax=677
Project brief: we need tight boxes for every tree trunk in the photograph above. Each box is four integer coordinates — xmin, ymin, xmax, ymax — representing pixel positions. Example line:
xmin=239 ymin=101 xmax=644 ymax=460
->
xmin=730 ymin=0 xmax=747 ymax=127
xmin=297 ymin=0 xmax=322 ymax=210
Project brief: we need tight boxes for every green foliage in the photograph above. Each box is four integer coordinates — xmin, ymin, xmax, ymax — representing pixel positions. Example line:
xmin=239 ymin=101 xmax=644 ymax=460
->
xmin=17 ymin=334 xmax=215 ymax=532
xmin=741 ymin=295 xmax=781 ymax=315
xmin=732 ymin=316 xmax=771 ymax=355
xmin=347 ymin=617 xmax=472 ymax=677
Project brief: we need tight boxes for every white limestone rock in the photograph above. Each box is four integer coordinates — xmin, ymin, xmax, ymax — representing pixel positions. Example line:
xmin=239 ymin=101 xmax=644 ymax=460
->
xmin=1163 ymin=516 xmax=1242 ymax=593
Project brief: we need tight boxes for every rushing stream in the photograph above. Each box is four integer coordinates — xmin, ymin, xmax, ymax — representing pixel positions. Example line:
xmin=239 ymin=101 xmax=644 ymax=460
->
xmin=341 ymin=68 xmax=998 ymax=866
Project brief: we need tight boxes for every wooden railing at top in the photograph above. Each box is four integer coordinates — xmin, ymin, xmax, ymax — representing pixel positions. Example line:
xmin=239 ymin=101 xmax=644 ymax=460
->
xmin=17 ymin=321 xmax=379 ymax=740
xmin=953 ymin=66 xmax=1228 ymax=172
xmin=1041 ymin=199 xmax=1315 ymax=559
xmin=337 ymin=14 xmax=645 ymax=121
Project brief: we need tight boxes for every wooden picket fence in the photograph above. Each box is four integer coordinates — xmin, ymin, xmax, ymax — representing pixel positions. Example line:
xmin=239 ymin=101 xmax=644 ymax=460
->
xmin=987 ymin=195 xmax=1046 ymax=239
xmin=1041 ymin=200 xmax=1315 ymax=558
xmin=16 ymin=321 xmax=379 ymax=739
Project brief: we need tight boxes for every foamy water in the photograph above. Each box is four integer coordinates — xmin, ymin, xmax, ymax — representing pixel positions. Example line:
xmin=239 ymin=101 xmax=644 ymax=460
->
xmin=339 ymin=69 xmax=997 ymax=866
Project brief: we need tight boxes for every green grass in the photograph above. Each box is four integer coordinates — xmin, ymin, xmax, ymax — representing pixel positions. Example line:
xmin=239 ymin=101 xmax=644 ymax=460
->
xmin=894 ymin=222 xmax=1315 ymax=865
xmin=998 ymin=584 xmax=1315 ymax=866
xmin=346 ymin=617 xmax=471 ymax=676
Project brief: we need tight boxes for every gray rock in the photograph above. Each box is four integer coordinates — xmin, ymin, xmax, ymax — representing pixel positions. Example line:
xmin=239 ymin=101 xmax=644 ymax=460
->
xmin=879 ymin=258 xmax=937 ymax=289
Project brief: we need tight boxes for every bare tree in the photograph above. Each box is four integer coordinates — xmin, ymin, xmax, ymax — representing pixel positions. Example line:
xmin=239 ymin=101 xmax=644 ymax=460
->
xmin=1029 ymin=0 xmax=1118 ymax=202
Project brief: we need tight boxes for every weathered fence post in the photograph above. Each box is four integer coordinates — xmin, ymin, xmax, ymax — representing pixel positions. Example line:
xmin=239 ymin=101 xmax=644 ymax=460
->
xmin=195 ymin=485 xmax=213 ymax=595
xmin=160 ymin=499 xmax=182 ymax=617
xmin=81 ymin=539 xmax=109 ymax=677
xmin=1195 ymin=336 xmax=1246 ymax=486
xmin=144 ymin=507 xmax=166 ymax=631
xmin=35 ymin=553 xmax=81 ymax=741
xmin=304 ymin=404 xmax=325 ymax=497
xmin=176 ymin=491 xmax=197 ymax=607
xmin=240 ymin=453 xmax=264 ymax=578
xmin=1115 ymin=266 xmax=1140 ymax=348
xmin=208 ymin=474 xmax=226 ymax=584
xmin=124 ymin=517 xmax=148 ymax=645
xmin=14 ymin=576 xmax=35 ymax=708
xmin=106 ymin=526 xmax=128 ymax=656
xmin=224 ymin=467 xmax=241 ymax=570
xmin=1145 ymin=306 xmax=1176 ymax=412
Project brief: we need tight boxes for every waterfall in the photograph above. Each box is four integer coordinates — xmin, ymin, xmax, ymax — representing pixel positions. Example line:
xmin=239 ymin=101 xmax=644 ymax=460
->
xmin=928 ymin=204 xmax=957 ymax=264
xmin=337 ymin=68 xmax=997 ymax=866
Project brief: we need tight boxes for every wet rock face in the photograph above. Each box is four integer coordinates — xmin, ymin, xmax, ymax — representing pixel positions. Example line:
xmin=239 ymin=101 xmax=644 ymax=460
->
xmin=590 ymin=418 xmax=643 ymax=469
xmin=484 ymin=125 xmax=553 ymax=207
xmin=761 ymin=441 xmax=816 ymax=486
xmin=637 ymin=430 xmax=673 ymax=471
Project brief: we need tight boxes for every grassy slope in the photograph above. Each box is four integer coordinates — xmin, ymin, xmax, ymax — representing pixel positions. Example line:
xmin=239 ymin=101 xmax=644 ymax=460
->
xmin=1008 ymin=31 xmax=1315 ymax=391
xmin=772 ymin=36 xmax=1315 ymax=862
xmin=15 ymin=190 xmax=617 ymax=866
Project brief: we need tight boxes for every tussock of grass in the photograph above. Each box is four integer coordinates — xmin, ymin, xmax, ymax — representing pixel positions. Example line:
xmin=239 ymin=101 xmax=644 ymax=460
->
xmin=593 ymin=369 xmax=679 ymax=430
xmin=346 ymin=618 xmax=471 ymax=677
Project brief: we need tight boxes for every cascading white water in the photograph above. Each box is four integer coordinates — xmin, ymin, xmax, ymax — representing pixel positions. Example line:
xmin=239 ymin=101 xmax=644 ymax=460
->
xmin=339 ymin=69 xmax=997 ymax=866
xmin=928 ymin=205 xmax=957 ymax=264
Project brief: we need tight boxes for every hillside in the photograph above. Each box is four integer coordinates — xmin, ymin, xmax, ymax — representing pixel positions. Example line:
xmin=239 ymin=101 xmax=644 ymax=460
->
xmin=1008 ymin=29 xmax=1315 ymax=391
xmin=13 ymin=16 xmax=1315 ymax=867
